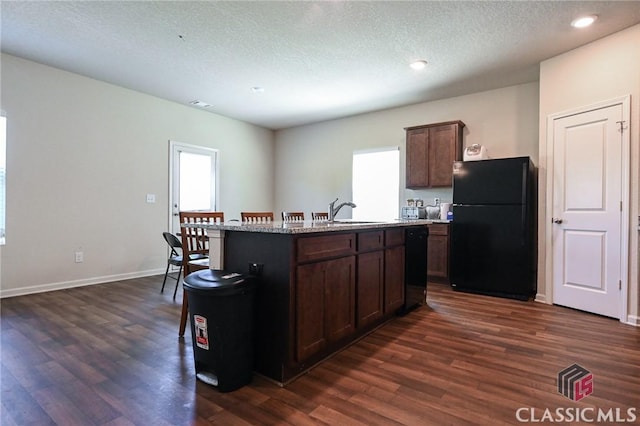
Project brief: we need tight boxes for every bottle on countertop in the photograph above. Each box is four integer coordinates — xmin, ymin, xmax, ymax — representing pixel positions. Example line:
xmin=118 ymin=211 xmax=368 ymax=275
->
xmin=439 ymin=202 xmax=452 ymax=220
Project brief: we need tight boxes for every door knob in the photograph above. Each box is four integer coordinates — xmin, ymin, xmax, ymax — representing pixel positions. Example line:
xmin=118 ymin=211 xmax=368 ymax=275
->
xmin=553 ymin=218 xmax=563 ymax=224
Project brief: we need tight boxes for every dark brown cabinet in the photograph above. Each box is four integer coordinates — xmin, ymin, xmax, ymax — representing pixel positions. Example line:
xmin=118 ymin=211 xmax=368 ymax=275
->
xmin=357 ymin=251 xmax=384 ymax=327
xmin=356 ymin=229 xmax=408 ymax=329
xmin=296 ymin=256 xmax=356 ymax=362
xmin=323 ymin=257 xmax=356 ymax=342
xmin=384 ymin=245 xmax=405 ymax=312
xmin=427 ymin=223 xmax=450 ymax=283
xmin=224 ymin=225 xmax=418 ymax=384
xmin=405 ymin=120 xmax=465 ymax=188
xmin=384 ymin=229 xmax=405 ymax=313
xmin=295 ymin=261 xmax=326 ymax=361
xmin=296 ymin=233 xmax=355 ymax=262
xmin=356 ymin=231 xmax=384 ymax=328
xmin=296 ymin=231 xmax=356 ymax=362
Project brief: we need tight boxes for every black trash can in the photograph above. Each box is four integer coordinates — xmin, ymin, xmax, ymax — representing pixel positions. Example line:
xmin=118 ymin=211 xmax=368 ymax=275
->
xmin=183 ymin=269 xmax=256 ymax=392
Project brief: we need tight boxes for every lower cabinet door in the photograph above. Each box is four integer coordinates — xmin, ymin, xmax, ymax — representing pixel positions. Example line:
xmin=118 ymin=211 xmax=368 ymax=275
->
xmin=325 ymin=256 xmax=356 ymax=342
xmin=295 ymin=256 xmax=356 ymax=362
xmin=427 ymin=232 xmax=449 ymax=281
xmin=295 ymin=262 xmax=326 ymax=362
xmin=384 ymin=245 xmax=405 ymax=313
xmin=357 ymin=250 xmax=384 ymax=327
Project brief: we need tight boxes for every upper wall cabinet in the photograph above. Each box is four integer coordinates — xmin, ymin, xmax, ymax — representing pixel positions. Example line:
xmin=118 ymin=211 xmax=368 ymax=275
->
xmin=405 ymin=120 xmax=465 ymax=188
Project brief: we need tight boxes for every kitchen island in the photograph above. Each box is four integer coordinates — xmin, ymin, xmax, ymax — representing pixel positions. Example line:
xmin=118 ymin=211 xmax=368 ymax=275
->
xmin=184 ymin=219 xmax=433 ymax=385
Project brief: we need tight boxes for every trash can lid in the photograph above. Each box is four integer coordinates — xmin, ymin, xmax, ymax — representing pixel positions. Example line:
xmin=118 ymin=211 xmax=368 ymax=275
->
xmin=183 ymin=269 xmax=254 ymax=295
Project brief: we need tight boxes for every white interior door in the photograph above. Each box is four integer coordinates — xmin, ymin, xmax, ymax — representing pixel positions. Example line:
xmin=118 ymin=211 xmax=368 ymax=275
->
xmin=551 ymin=103 xmax=624 ymax=319
xmin=169 ymin=141 xmax=218 ymax=235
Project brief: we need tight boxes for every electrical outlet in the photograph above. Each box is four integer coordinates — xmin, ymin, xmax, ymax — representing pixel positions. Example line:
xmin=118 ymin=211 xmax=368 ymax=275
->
xmin=249 ymin=262 xmax=263 ymax=276
xmin=75 ymin=251 xmax=84 ymax=263
xmin=434 ymin=198 xmax=440 ymax=205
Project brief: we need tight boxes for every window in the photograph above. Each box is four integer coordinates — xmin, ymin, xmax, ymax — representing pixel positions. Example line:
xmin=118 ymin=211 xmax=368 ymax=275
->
xmin=178 ymin=151 xmax=214 ymax=211
xmin=0 ymin=114 xmax=5 ymax=245
xmin=352 ymin=147 xmax=400 ymax=221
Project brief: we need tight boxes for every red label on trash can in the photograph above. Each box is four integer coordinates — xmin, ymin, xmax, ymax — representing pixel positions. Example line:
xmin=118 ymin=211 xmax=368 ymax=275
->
xmin=194 ymin=315 xmax=209 ymax=350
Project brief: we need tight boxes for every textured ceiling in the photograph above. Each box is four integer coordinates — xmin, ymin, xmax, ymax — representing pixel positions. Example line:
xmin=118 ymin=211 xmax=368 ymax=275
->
xmin=2 ymin=1 xmax=640 ymax=129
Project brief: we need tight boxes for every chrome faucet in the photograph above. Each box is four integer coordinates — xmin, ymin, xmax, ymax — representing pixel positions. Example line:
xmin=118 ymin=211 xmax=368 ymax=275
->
xmin=328 ymin=198 xmax=357 ymax=222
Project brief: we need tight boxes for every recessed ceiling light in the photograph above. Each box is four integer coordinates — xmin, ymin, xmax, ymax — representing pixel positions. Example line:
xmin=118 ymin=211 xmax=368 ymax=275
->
xmin=251 ymin=86 xmax=265 ymax=93
xmin=571 ymin=15 xmax=598 ymax=28
xmin=410 ymin=60 xmax=428 ymax=70
xmin=189 ymin=100 xmax=211 ymax=108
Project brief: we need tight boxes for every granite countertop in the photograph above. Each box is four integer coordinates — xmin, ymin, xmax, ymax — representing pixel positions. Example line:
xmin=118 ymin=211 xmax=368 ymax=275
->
xmin=182 ymin=219 xmax=449 ymax=235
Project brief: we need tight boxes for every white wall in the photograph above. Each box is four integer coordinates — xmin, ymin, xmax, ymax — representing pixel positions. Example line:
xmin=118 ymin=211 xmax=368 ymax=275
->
xmin=0 ymin=54 xmax=275 ymax=297
xmin=275 ymin=82 xmax=539 ymax=215
xmin=538 ymin=25 xmax=640 ymax=323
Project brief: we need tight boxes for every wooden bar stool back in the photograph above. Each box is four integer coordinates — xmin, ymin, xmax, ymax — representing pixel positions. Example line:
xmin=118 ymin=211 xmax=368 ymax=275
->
xmin=241 ymin=211 xmax=274 ymax=223
xmin=281 ymin=211 xmax=305 ymax=222
xmin=311 ymin=212 xmax=329 ymax=221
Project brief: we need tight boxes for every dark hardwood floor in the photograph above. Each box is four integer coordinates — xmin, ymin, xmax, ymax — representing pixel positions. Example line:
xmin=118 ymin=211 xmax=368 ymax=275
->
xmin=1 ymin=276 xmax=638 ymax=425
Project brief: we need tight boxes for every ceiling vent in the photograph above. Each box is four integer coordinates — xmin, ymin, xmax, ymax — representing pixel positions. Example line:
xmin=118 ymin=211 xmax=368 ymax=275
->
xmin=189 ymin=100 xmax=211 ymax=108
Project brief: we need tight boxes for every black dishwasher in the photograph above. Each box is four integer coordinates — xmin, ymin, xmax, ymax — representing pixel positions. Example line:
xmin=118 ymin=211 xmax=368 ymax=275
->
xmin=402 ymin=226 xmax=429 ymax=314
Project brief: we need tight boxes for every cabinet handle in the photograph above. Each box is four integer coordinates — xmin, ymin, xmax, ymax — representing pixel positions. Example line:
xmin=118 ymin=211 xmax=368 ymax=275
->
xmin=552 ymin=218 xmax=563 ymax=224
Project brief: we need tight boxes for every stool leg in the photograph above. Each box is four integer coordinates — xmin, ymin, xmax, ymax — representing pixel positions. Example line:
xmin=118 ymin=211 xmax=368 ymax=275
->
xmin=179 ymin=290 xmax=189 ymax=337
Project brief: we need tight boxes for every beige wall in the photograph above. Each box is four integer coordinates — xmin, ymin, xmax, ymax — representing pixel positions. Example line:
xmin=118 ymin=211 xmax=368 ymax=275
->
xmin=0 ymin=54 xmax=275 ymax=297
xmin=275 ymin=82 xmax=539 ymax=215
xmin=538 ymin=25 xmax=640 ymax=323
xmin=3 ymin=23 xmax=638 ymax=325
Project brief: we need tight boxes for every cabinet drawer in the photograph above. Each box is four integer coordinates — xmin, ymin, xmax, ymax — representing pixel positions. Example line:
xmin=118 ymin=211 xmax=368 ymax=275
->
xmin=385 ymin=228 xmax=405 ymax=246
xmin=428 ymin=223 xmax=449 ymax=236
xmin=358 ymin=231 xmax=384 ymax=252
xmin=297 ymin=233 xmax=356 ymax=262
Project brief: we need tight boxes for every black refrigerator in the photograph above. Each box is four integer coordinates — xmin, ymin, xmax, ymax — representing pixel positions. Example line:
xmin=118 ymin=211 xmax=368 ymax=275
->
xmin=450 ymin=157 xmax=536 ymax=300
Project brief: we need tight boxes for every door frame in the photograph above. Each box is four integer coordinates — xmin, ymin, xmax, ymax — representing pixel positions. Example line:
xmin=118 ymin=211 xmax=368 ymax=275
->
xmin=544 ymin=95 xmax=630 ymax=323
xmin=168 ymin=140 xmax=220 ymax=235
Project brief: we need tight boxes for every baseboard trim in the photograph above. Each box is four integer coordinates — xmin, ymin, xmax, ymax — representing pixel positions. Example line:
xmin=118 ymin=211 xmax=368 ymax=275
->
xmin=624 ymin=315 xmax=640 ymax=327
xmin=0 ymin=268 xmax=165 ymax=299
xmin=534 ymin=293 xmax=548 ymax=304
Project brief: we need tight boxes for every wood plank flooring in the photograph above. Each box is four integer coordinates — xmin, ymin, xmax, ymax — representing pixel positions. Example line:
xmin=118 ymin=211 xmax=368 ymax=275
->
xmin=1 ymin=276 xmax=638 ymax=425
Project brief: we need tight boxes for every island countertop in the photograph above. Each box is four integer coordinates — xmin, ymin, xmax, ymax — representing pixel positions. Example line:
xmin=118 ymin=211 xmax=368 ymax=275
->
xmin=182 ymin=218 xmax=448 ymax=234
